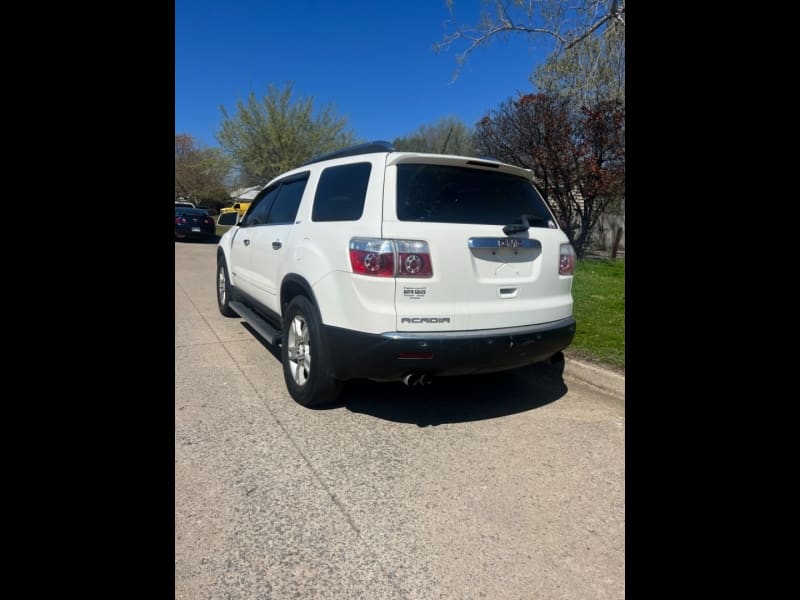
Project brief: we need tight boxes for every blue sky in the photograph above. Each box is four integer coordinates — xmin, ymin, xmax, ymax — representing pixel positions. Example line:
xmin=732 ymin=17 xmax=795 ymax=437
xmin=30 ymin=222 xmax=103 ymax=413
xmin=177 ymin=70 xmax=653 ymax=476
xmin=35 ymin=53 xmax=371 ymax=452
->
xmin=176 ymin=0 xmax=551 ymax=148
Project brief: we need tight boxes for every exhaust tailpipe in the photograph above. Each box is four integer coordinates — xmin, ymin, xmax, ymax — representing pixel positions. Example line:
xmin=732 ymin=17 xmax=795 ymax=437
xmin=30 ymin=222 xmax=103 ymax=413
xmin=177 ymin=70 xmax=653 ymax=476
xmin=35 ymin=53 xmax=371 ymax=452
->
xmin=402 ymin=372 xmax=432 ymax=387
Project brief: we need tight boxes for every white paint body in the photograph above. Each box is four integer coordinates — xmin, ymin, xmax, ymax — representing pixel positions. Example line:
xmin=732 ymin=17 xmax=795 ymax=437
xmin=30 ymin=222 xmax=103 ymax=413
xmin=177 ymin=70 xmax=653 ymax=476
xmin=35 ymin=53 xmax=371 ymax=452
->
xmin=218 ymin=151 xmax=573 ymax=335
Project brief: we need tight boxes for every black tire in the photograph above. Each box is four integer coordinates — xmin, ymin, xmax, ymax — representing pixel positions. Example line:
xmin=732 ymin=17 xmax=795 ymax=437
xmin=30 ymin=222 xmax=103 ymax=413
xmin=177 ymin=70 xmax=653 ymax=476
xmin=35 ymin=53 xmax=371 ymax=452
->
xmin=216 ymin=257 xmax=238 ymax=317
xmin=281 ymin=296 xmax=342 ymax=407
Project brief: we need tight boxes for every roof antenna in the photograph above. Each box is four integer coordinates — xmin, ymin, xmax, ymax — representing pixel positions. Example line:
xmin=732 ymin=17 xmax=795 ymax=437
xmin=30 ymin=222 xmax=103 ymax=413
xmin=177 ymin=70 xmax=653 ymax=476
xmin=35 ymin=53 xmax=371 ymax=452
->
xmin=440 ymin=126 xmax=453 ymax=154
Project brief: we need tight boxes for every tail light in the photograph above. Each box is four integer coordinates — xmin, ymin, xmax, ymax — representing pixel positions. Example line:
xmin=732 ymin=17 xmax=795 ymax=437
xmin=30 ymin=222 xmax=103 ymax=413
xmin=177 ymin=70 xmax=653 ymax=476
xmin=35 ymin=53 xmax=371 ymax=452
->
xmin=349 ymin=239 xmax=394 ymax=277
xmin=205 ymin=217 xmax=214 ymax=225
xmin=395 ymin=240 xmax=433 ymax=277
xmin=559 ymin=243 xmax=576 ymax=275
xmin=349 ymin=238 xmax=432 ymax=278
xmin=175 ymin=217 xmax=186 ymax=224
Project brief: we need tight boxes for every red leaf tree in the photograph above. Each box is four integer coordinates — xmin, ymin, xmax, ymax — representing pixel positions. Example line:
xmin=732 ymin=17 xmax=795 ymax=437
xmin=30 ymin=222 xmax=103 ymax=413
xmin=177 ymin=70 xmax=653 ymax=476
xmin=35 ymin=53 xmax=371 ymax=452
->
xmin=474 ymin=93 xmax=624 ymax=257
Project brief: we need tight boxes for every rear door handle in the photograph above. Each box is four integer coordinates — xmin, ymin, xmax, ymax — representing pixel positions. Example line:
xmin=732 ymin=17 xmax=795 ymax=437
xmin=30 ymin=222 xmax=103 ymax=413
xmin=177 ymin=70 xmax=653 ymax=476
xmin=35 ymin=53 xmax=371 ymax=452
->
xmin=272 ymin=240 xmax=282 ymax=250
xmin=243 ymin=239 xmax=250 ymax=246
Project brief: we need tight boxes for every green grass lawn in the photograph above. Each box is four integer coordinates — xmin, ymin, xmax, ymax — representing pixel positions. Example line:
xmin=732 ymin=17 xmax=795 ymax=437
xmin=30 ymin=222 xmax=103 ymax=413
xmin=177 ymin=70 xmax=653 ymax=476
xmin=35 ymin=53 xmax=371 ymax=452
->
xmin=569 ymin=258 xmax=625 ymax=371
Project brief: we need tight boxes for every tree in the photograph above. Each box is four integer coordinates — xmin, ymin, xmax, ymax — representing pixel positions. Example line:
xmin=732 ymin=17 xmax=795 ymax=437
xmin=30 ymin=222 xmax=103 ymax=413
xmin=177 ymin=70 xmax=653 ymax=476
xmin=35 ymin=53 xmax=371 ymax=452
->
xmin=532 ymin=20 xmax=624 ymax=105
xmin=473 ymin=92 xmax=624 ymax=257
xmin=175 ymin=134 xmax=232 ymax=208
xmin=438 ymin=2 xmax=626 ymax=255
xmin=436 ymin=0 xmax=625 ymax=84
xmin=531 ymin=18 xmax=625 ymax=253
xmin=393 ymin=116 xmax=475 ymax=155
xmin=216 ymin=82 xmax=355 ymax=186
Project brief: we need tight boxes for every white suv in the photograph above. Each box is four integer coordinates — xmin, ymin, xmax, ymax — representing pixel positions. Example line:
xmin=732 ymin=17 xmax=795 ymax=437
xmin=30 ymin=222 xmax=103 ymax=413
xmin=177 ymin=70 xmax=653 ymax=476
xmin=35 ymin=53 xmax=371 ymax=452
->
xmin=216 ymin=141 xmax=576 ymax=406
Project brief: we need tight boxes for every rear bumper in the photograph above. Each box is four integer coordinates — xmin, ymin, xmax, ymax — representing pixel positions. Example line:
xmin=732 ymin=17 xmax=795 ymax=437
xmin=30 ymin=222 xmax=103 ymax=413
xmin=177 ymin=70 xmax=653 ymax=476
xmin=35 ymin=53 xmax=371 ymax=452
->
xmin=323 ymin=317 xmax=576 ymax=381
xmin=175 ymin=225 xmax=215 ymax=239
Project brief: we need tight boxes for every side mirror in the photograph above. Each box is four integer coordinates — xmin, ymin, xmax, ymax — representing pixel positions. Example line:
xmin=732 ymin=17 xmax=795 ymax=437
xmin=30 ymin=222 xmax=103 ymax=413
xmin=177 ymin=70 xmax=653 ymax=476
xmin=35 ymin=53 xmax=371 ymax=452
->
xmin=217 ymin=212 xmax=240 ymax=227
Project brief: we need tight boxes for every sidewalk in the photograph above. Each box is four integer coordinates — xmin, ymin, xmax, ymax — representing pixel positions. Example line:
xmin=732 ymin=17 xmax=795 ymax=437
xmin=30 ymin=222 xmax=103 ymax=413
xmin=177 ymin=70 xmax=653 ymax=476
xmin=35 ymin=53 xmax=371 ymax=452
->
xmin=563 ymin=356 xmax=625 ymax=400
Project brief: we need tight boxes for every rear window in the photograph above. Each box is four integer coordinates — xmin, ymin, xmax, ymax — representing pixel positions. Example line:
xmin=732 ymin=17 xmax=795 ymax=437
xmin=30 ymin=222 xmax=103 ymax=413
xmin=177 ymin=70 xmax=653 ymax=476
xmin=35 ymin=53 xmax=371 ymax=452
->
xmin=312 ymin=163 xmax=371 ymax=222
xmin=396 ymin=164 xmax=553 ymax=226
xmin=175 ymin=208 xmax=208 ymax=216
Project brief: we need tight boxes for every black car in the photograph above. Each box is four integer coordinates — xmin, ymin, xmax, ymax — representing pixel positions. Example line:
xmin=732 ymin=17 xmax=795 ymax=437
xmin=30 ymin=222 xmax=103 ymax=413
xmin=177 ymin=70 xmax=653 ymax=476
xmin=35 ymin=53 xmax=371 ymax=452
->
xmin=175 ymin=208 xmax=216 ymax=241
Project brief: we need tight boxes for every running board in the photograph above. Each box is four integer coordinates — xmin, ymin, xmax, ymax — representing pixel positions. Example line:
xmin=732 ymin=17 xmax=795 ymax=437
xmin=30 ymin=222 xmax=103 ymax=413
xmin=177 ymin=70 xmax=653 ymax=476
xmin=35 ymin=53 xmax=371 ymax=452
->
xmin=229 ymin=301 xmax=282 ymax=346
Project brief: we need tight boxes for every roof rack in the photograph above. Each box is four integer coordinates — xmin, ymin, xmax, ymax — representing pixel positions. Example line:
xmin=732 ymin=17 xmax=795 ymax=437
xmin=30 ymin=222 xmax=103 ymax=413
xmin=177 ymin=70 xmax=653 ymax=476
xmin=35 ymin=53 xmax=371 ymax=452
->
xmin=300 ymin=141 xmax=395 ymax=167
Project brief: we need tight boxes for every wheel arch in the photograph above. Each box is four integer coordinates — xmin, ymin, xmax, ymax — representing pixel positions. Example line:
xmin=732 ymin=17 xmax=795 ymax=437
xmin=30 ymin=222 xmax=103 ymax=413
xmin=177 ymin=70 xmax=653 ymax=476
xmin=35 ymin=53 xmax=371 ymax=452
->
xmin=216 ymin=228 xmax=238 ymax=267
xmin=281 ymin=274 xmax=321 ymax=317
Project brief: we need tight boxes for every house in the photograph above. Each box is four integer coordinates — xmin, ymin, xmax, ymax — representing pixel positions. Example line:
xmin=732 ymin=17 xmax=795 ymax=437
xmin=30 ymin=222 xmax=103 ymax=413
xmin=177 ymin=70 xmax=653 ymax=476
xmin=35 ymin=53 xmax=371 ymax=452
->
xmin=229 ymin=185 xmax=263 ymax=201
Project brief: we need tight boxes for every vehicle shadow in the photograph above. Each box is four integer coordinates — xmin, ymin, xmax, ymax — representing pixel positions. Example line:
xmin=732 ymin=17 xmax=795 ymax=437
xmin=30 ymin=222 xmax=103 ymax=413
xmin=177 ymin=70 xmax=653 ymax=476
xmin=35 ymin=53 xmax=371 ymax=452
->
xmin=339 ymin=362 xmax=567 ymax=426
xmin=242 ymin=322 xmax=568 ymax=426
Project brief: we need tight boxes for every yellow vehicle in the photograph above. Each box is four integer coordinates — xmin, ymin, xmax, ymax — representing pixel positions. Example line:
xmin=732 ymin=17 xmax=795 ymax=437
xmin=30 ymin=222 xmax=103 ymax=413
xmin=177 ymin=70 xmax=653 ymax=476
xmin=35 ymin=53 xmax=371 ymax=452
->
xmin=219 ymin=201 xmax=251 ymax=218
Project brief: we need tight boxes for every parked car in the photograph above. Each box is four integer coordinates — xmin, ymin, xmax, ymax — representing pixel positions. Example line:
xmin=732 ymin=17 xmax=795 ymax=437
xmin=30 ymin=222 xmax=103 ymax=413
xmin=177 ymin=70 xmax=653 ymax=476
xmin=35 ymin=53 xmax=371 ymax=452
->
xmin=216 ymin=141 xmax=576 ymax=406
xmin=175 ymin=201 xmax=196 ymax=209
xmin=216 ymin=212 xmax=240 ymax=227
xmin=175 ymin=207 xmax=216 ymax=241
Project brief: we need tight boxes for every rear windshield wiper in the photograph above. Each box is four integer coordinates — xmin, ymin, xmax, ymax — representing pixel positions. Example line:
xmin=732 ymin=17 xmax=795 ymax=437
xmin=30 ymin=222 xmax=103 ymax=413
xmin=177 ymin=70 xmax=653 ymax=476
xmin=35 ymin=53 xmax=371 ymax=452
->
xmin=503 ymin=214 xmax=548 ymax=235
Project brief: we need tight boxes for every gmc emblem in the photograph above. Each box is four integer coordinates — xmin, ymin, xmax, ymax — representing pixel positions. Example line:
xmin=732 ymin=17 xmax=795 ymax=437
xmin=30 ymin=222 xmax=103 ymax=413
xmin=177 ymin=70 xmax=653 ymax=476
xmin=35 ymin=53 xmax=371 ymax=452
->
xmin=401 ymin=317 xmax=451 ymax=324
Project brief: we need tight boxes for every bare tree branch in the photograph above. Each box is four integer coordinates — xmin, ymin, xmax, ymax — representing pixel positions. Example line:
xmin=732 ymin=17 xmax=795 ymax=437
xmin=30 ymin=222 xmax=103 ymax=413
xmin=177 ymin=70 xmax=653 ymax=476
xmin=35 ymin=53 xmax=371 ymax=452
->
xmin=564 ymin=7 xmax=624 ymax=50
xmin=437 ymin=1 xmax=625 ymax=82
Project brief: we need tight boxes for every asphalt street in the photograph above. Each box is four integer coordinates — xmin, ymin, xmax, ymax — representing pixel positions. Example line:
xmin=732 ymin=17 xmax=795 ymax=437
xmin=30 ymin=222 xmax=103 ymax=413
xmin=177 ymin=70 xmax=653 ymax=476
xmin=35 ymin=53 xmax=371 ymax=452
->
xmin=175 ymin=239 xmax=625 ymax=599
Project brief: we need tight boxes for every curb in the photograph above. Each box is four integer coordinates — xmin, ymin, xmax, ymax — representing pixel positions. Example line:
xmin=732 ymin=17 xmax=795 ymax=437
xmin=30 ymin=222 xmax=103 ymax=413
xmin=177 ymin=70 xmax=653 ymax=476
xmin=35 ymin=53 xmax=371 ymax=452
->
xmin=563 ymin=356 xmax=625 ymax=400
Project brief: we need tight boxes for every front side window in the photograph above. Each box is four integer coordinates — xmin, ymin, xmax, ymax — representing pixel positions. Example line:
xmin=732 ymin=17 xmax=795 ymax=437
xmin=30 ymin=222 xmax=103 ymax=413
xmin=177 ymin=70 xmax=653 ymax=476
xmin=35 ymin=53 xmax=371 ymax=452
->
xmin=241 ymin=186 xmax=278 ymax=226
xmin=312 ymin=163 xmax=372 ymax=222
xmin=396 ymin=164 xmax=553 ymax=226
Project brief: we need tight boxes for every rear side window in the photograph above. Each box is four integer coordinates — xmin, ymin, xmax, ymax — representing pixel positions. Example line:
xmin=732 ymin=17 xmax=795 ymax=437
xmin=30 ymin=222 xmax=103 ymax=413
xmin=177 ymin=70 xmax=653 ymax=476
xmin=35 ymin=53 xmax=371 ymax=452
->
xmin=312 ymin=163 xmax=372 ymax=221
xmin=268 ymin=177 xmax=308 ymax=224
xmin=396 ymin=164 xmax=553 ymax=226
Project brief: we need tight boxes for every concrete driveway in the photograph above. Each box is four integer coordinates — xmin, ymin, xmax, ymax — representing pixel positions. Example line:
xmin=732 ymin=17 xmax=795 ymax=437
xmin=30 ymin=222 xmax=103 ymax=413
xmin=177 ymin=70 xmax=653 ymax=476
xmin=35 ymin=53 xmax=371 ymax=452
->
xmin=175 ymin=239 xmax=625 ymax=599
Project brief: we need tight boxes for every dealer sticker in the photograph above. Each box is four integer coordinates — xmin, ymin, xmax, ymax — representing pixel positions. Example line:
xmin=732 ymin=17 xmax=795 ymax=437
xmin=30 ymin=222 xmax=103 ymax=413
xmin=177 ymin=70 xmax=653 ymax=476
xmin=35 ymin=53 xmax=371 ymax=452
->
xmin=403 ymin=287 xmax=426 ymax=300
